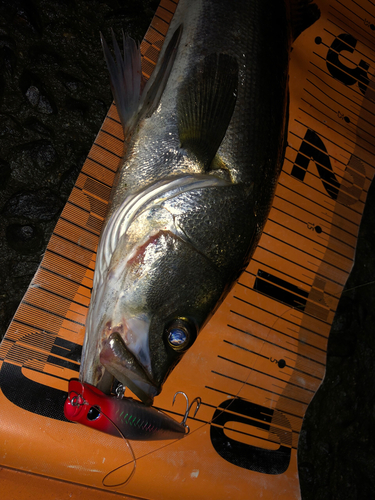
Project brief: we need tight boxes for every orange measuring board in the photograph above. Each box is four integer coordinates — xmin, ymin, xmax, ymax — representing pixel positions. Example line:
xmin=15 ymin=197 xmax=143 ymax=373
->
xmin=1 ymin=0 xmax=375 ymax=498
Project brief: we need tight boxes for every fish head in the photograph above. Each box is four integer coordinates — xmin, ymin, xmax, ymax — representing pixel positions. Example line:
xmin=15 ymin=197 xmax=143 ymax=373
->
xmin=80 ymin=173 xmax=256 ymax=406
xmin=81 ymin=224 xmax=224 ymax=406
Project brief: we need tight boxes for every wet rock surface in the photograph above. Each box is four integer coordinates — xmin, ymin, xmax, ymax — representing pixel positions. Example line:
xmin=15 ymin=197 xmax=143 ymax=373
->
xmin=0 ymin=1 xmax=374 ymax=498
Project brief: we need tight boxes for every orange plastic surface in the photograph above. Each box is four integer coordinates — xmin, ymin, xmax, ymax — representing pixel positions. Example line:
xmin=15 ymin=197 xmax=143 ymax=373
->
xmin=1 ymin=0 xmax=375 ymax=498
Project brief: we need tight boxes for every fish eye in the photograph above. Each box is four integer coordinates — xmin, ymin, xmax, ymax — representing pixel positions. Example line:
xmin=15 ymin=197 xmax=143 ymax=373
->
xmin=165 ymin=318 xmax=195 ymax=351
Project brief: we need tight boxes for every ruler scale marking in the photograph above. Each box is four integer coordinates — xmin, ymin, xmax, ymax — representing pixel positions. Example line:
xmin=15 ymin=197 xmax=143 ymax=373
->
xmin=226 ymin=323 xmax=327 ymax=366
xmin=217 ymin=356 xmax=316 ymax=395
xmin=269 ymin=205 xmax=357 ymax=253
xmin=329 ymin=6 xmax=375 ymax=49
xmin=232 ymin=294 xmax=332 ymax=340
xmin=301 ymin=95 xmax=375 ymax=151
xmin=230 ymin=308 xmax=331 ymax=348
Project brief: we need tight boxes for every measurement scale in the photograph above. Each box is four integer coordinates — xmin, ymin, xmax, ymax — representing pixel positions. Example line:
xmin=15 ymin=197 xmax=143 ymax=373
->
xmin=0 ymin=0 xmax=374 ymax=498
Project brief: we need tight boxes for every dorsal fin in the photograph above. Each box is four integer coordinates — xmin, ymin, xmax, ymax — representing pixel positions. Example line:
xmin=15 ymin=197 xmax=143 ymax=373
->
xmin=177 ymin=53 xmax=238 ymax=170
xmin=101 ymin=30 xmax=142 ymax=138
xmin=290 ymin=0 xmax=320 ymax=41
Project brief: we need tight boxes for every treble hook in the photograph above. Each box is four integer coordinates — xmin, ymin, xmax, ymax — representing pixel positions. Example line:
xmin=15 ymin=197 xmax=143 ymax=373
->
xmin=172 ymin=391 xmax=202 ymax=432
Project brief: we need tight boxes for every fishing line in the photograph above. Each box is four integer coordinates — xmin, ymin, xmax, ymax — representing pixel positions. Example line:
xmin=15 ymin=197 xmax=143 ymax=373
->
xmin=94 ymin=395 xmax=197 ymax=488
xmin=342 ymin=280 xmax=375 ymax=293
xmin=88 ymin=404 xmax=137 ymax=488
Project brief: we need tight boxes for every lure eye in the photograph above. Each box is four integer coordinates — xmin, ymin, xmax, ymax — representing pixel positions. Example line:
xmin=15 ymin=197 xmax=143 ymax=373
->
xmin=87 ymin=406 xmax=101 ymax=421
xmin=166 ymin=318 xmax=196 ymax=351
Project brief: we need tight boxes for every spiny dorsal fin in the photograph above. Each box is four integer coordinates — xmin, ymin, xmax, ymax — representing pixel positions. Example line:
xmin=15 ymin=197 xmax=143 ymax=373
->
xmin=290 ymin=0 xmax=320 ymax=41
xmin=101 ymin=30 xmax=142 ymax=138
xmin=178 ymin=53 xmax=238 ymax=170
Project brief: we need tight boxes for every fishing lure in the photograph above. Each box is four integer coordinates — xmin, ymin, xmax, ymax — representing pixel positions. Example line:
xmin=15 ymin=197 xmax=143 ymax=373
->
xmin=64 ymin=379 xmax=200 ymax=441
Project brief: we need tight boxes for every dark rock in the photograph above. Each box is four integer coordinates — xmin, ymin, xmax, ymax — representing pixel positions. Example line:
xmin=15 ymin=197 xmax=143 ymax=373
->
xmin=35 ymin=140 xmax=56 ymax=168
xmin=0 ymin=36 xmax=16 ymax=77
xmin=327 ymin=299 xmax=356 ymax=357
xmin=59 ymin=158 xmax=85 ymax=197
xmin=298 ymin=462 xmax=315 ymax=487
xmin=11 ymin=258 xmax=42 ymax=287
xmin=28 ymin=43 xmax=63 ymax=66
xmin=64 ymin=96 xmax=89 ymax=117
xmin=0 ymin=159 xmax=11 ymax=189
xmin=10 ymin=139 xmax=58 ymax=187
xmin=2 ymin=188 xmax=63 ymax=220
xmin=24 ymin=116 xmax=53 ymax=137
xmin=0 ymin=114 xmax=23 ymax=140
xmin=0 ymin=74 xmax=4 ymax=103
xmin=6 ymin=222 xmax=43 ymax=253
xmin=56 ymin=71 xmax=83 ymax=94
xmin=12 ymin=0 xmax=42 ymax=36
xmin=19 ymin=70 xmax=56 ymax=114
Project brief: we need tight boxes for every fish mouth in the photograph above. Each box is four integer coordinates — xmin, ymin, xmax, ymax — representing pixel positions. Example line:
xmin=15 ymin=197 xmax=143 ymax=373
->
xmin=99 ymin=332 xmax=158 ymax=406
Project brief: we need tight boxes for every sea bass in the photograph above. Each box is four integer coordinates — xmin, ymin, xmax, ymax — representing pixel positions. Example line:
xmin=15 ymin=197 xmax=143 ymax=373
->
xmin=80 ymin=0 xmax=320 ymax=405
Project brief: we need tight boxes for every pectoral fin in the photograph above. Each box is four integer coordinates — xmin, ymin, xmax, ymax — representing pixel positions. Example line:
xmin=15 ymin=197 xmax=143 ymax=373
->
xmin=177 ymin=53 xmax=238 ymax=170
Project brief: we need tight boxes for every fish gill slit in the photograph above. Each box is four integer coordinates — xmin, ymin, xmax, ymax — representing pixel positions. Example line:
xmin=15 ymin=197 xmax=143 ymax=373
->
xmin=95 ymin=174 xmax=230 ymax=279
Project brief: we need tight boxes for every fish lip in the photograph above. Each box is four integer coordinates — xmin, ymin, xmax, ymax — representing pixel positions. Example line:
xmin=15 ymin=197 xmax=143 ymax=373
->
xmin=99 ymin=331 xmax=159 ymax=406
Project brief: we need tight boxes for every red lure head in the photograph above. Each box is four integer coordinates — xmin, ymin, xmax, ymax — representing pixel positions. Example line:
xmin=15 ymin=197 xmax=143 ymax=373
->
xmin=64 ymin=379 xmax=119 ymax=436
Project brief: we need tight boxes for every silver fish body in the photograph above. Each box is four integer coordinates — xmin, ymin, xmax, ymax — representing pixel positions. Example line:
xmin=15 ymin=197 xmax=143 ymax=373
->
xmin=80 ymin=0 xmax=319 ymax=405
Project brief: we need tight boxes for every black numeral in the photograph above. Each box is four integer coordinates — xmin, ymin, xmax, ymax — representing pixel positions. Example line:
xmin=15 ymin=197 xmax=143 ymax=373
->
xmin=210 ymin=398 xmax=292 ymax=474
xmin=254 ymin=270 xmax=330 ymax=321
xmin=291 ymin=129 xmax=340 ymax=199
xmin=254 ymin=269 xmax=308 ymax=310
xmin=326 ymin=33 xmax=369 ymax=94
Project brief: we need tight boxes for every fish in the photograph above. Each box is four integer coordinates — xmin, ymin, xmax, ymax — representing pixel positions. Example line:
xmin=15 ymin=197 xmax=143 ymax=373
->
xmin=79 ymin=0 xmax=320 ymax=406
